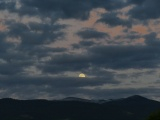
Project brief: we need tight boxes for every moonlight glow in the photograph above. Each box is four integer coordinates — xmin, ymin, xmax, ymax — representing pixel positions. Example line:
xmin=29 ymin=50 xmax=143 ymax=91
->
xmin=79 ymin=73 xmax=86 ymax=78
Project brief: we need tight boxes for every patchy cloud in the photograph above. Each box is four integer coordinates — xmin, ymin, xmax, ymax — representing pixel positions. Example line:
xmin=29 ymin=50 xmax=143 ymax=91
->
xmin=7 ymin=21 xmax=66 ymax=45
xmin=0 ymin=0 xmax=160 ymax=100
xmin=88 ymin=45 xmax=160 ymax=69
xmin=98 ymin=12 xmax=132 ymax=27
xmin=128 ymin=0 xmax=160 ymax=20
xmin=77 ymin=28 xmax=109 ymax=39
xmin=144 ymin=32 xmax=160 ymax=46
xmin=18 ymin=0 xmax=126 ymax=20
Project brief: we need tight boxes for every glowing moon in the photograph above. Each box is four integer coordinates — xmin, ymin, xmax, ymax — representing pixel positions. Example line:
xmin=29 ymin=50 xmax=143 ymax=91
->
xmin=79 ymin=73 xmax=86 ymax=78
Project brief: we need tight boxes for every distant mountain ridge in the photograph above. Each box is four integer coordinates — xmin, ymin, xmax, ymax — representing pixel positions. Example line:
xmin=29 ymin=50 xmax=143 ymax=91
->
xmin=61 ymin=95 xmax=157 ymax=104
xmin=0 ymin=95 xmax=160 ymax=120
xmin=61 ymin=97 xmax=110 ymax=104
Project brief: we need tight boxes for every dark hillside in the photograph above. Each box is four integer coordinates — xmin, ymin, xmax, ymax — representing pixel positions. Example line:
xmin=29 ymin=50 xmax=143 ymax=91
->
xmin=0 ymin=95 xmax=159 ymax=120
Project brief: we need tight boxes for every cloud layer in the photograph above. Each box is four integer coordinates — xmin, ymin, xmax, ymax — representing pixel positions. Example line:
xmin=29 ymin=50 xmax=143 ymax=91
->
xmin=0 ymin=0 xmax=160 ymax=100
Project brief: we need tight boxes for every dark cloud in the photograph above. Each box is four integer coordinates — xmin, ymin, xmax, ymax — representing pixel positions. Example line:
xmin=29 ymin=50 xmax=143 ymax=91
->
xmin=0 ymin=46 xmax=66 ymax=76
xmin=0 ymin=0 xmax=127 ymax=20
xmin=77 ymin=28 xmax=109 ymax=39
xmin=19 ymin=0 xmax=92 ymax=20
xmin=115 ymin=31 xmax=142 ymax=44
xmin=0 ymin=32 xmax=13 ymax=53
xmin=124 ymin=31 xmax=141 ymax=40
xmin=71 ymin=44 xmax=81 ymax=49
xmin=19 ymin=46 xmax=68 ymax=58
xmin=128 ymin=0 xmax=160 ymax=20
xmin=0 ymin=51 xmax=34 ymax=75
xmin=79 ymin=41 xmax=95 ymax=46
xmin=0 ymin=20 xmax=67 ymax=76
xmin=0 ymin=32 xmax=27 ymax=75
xmin=83 ymin=67 xmax=116 ymax=78
xmin=127 ymin=0 xmax=146 ymax=5
xmin=88 ymin=45 xmax=160 ymax=69
xmin=129 ymin=70 xmax=155 ymax=78
xmin=40 ymin=43 xmax=160 ymax=75
xmin=0 ymin=46 xmax=67 ymax=75
xmin=0 ymin=0 xmax=160 ymax=100
xmin=0 ymin=75 xmax=158 ymax=99
xmin=0 ymin=74 xmax=119 ymax=99
xmin=7 ymin=21 xmax=66 ymax=45
xmin=78 ymin=87 xmax=160 ymax=100
xmin=117 ymin=70 xmax=156 ymax=79
xmin=72 ymin=41 xmax=95 ymax=49
xmin=144 ymin=32 xmax=160 ymax=46
xmin=97 ymin=12 xmax=132 ymax=27
xmin=0 ymin=75 xmax=117 ymax=88
xmin=0 ymin=1 xmax=16 ymax=11
xmin=39 ymin=53 xmax=90 ymax=74
xmin=20 ymin=0 xmax=126 ymax=20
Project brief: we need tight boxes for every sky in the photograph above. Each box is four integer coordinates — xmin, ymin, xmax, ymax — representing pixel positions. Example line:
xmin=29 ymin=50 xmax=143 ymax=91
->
xmin=0 ymin=0 xmax=160 ymax=100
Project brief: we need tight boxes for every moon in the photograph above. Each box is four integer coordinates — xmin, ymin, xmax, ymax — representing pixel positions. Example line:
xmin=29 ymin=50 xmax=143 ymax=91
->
xmin=79 ymin=73 xmax=86 ymax=78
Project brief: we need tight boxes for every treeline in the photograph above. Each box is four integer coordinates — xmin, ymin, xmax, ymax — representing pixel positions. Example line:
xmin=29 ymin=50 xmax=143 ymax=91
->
xmin=147 ymin=109 xmax=160 ymax=120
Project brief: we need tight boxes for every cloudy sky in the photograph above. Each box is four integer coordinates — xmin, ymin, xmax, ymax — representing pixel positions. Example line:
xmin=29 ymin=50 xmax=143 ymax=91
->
xmin=0 ymin=0 xmax=160 ymax=100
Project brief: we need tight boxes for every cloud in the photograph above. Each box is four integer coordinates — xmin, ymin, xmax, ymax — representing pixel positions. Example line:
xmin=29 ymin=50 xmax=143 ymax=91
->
xmin=0 ymin=0 xmax=160 ymax=100
xmin=0 ymin=74 xmax=119 ymax=99
xmin=0 ymin=32 xmax=13 ymax=53
xmin=77 ymin=28 xmax=109 ymax=39
xmin=40 ymin=41 xmax=160 ymax=75
xmin=19 ymin=46 xmax=68 ymax=58
xmin=144 ymin=32 xmax=160 ymax=46
xmin=20 ymin=0 xmax=92 ymax=20
xmin=128 ymin=0 xmax=160 ymax=20
xmin=0 ymin=0 xmax=127 ymax=20
xmin=0 ymin=45 xmax=67 ymax=75
xmin=7 ymin=21 xmax=66 ymax=45
xmin=39 ymin=53 xmax=90 ymax=74
xmin=0 ymin=20 xmax=67 ymax=76
xmin=0 ymin=75 xmax=117 ymax=88
xmin=127 ymin=0 xmax=146 ymax=5
xmin=78 ymin=87 xmax=160 ymax=100
xmin=0 ymin=1 xmax=16 ymax=11
xmin=114 ymin=31 xmax=142 ymax=44
xmin=0 ymin=76 xmax=159 ymax=99
xmin=72 ymin=41 xmax=95 ymax=49
xmin=0 ymin=51 xmax=34 ymax=75
xmin=79 ymin=41 xmax=96 ymax=47
xmin=88 ymin=45 xmax=160 ymax=69
xmin=97 ymin=12 xmax=132 ymax=27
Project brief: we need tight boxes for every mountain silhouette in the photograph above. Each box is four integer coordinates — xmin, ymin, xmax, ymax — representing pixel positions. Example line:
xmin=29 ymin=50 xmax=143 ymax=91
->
xmin=0 ymin=95 xmax=160 ymax=120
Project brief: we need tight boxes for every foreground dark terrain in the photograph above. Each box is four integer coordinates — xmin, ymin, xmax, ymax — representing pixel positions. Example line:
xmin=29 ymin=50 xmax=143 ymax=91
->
xmin=0 ymin=95 xmax=160 ymax=120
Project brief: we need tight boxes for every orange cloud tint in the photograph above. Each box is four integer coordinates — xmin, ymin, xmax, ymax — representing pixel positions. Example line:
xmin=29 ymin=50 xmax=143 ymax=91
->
xmin=82 ymin=8 xmax=107 ymax=28
xmin=132 ymin=25 xmax=148 ymax=35
xmin=95 ymin=23 xmax=125 ymax=37
xmin=134 ymin=38 xmax=145 ymax=45
xmin=0 ymin=24 xmax=7 ymax=31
